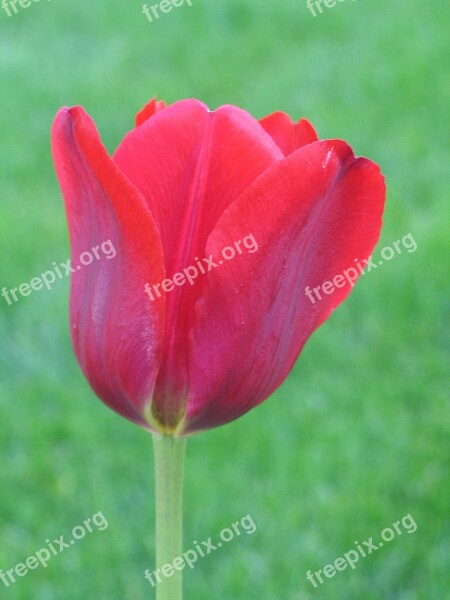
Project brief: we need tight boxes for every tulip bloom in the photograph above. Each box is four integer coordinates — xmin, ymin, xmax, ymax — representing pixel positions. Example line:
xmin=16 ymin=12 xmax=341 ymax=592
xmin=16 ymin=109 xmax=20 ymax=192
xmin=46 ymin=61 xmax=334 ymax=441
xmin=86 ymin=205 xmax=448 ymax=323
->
xmin=52 ymin=97 xmax=385 ymax=437
xmin=52 ymin=96 xmax=385 ymax=599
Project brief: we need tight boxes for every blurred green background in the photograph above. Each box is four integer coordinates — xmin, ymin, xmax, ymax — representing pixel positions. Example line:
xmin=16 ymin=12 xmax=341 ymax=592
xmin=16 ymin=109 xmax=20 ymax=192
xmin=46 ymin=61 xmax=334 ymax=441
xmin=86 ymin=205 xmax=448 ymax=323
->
xmin=0 ymin=0 xmax=448 ymax=598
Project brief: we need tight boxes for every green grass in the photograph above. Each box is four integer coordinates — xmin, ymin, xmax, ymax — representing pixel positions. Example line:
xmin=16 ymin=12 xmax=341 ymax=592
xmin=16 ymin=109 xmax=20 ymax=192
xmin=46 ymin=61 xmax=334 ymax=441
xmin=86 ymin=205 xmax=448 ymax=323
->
xmin=0 ymin=0 xmax=448 ymax=598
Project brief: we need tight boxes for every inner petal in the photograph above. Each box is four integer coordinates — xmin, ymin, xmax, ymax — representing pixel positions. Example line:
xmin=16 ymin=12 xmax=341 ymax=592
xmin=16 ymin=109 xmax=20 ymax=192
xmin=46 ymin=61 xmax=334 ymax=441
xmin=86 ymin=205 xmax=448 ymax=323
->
xmin=113 ymin=99 xmax=283 ymax=428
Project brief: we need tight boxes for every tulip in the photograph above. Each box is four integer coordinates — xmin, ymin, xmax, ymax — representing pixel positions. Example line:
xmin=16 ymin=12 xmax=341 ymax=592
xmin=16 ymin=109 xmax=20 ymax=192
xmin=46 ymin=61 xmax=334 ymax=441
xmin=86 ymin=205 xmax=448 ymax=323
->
xmin=52 ymin=96 xmax=385 ymax=599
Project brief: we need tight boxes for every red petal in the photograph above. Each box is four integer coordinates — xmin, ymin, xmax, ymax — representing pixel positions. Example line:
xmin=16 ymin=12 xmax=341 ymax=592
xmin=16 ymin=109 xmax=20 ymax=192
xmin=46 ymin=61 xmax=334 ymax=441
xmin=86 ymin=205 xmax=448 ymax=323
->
xmin=260 ymin=111 xmax=319 ymax=155
xmin=115 ymin=100 xmax=283 ymax=272
xmin=135 ymin=96 xmax=167 ymax=127
xmin=52 ymin=107 xmax=166 ymax=429
xmin=181 ymin=140 xmax=385 ymax=434
xmin=113 ymin=100 xmax=283 ymax=428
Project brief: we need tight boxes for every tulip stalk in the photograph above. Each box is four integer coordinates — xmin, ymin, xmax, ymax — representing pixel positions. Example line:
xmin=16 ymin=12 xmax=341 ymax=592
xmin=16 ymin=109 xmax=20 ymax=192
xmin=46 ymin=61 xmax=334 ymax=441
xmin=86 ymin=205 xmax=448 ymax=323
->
xmin=152 ymin=434 xmax=187 ymax=600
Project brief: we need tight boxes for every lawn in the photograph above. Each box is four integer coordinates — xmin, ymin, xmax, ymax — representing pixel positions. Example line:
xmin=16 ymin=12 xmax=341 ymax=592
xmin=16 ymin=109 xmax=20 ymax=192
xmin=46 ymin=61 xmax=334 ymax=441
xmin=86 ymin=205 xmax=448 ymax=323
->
xmin=0 ymin=0 xmax=448 ymax=598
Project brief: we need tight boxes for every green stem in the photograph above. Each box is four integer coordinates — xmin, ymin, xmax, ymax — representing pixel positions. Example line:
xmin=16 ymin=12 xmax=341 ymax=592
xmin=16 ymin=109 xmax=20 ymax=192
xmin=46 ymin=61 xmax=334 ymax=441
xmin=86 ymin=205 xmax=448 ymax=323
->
xmin=152 ymin=433 xmax=187 ymax=600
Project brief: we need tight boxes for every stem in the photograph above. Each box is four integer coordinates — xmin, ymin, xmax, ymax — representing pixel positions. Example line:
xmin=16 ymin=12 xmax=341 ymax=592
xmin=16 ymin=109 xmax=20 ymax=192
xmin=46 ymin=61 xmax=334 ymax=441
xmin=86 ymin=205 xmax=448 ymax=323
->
xmin=152 ymin=433 xmax=187 ymax=600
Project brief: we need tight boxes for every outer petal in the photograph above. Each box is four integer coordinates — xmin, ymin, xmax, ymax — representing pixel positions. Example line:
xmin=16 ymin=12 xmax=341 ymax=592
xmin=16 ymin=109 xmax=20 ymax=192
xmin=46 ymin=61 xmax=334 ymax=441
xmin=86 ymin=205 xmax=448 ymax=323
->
xmin=135 ymin=96 xmax=167 ymax=127
xmin=51 ymin=107 xmax=166 ymax=429
xmin=181 ymin=140 xmax=385 ymax=435
xmin=113 ymin=100 xmax=284 ymax=429
xmin=259 ymin=111 xmax=319 ymax=156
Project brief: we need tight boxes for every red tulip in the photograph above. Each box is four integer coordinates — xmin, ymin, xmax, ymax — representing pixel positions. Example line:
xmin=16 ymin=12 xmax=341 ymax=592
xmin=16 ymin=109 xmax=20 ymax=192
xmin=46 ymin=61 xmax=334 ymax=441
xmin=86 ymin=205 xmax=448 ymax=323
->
xmin=51 ymin=97 xmax=385 ymax=437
